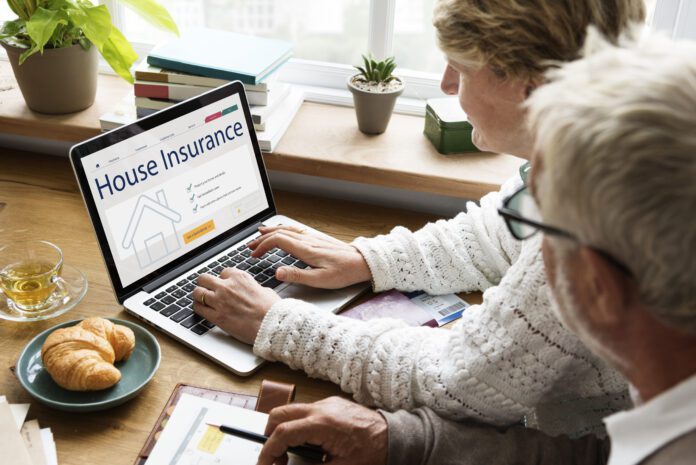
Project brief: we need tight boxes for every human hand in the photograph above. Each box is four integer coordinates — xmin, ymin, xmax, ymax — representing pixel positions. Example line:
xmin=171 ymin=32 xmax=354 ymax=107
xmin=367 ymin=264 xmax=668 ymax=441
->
xmin=192 ymin=268 xmax=281 ymax=344
xmin=257 ymin=396 xmax=388 ymax=465
xmin=248 ymin=225 xmax=372 ymax=289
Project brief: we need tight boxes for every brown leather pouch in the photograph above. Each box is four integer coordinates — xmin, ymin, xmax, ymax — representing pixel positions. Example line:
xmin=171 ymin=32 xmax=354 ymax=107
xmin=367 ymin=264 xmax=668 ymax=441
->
xmin=255 ymin=379 xmax=297 ymax=413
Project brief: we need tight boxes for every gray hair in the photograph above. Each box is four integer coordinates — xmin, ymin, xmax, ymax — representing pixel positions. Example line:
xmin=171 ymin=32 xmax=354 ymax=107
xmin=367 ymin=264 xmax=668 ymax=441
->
xmin=527 ymin=27 xmax=696 ymax=333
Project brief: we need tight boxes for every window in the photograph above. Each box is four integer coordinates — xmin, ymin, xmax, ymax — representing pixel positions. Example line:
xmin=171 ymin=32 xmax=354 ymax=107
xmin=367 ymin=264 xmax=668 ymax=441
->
xmin=110 ymin=0 xmax=445 ymax=104
xmin=0 ymin=3 xmax=13 ymax=23
xmin=651 ymin=0 xmax=696 ymax=41
xmin=121 ymin=0 xmax=370 ymax=66
xmin=2 ymin=1 xmax=694 ymax=104
xmin=393 ymin=0 xmax=445 ymax=74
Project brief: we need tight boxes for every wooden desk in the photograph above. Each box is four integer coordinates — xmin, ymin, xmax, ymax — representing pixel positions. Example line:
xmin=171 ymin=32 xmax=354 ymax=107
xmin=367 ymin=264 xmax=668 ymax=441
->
xmin=0 ymin=148 xmax=473 ymax=465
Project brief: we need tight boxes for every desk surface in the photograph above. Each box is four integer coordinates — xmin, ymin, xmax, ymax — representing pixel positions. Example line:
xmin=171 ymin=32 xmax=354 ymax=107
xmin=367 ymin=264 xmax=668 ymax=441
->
xmin=0 ymin=148 xmax=485 ymax=465
xmin=0 ymin=61 xmax=523 ymax=199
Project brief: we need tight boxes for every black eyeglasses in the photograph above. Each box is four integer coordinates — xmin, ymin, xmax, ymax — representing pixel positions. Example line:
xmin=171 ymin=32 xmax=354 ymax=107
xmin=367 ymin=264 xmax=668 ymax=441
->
xmin=498 ymin=185 xmax=632 ymax=275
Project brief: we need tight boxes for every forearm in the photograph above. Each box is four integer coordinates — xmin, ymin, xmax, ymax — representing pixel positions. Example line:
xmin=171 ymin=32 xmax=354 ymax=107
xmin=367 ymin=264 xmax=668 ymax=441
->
xmin=255 ymin=238 xmax=625 ymax=437
xmin=253 ymin=298 xmax=407 ymax=402
xmin=253 ymin=290 xmax=538 ymax=427
xmin=353 ymin=175 xmax=523 ymax=294
xmin=383 ymin=408 xmax=610 ymax=465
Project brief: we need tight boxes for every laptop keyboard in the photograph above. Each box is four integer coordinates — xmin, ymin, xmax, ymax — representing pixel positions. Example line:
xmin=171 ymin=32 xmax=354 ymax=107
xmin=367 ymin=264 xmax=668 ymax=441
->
xmin=142 ymin=242 xmax=308 ymax=335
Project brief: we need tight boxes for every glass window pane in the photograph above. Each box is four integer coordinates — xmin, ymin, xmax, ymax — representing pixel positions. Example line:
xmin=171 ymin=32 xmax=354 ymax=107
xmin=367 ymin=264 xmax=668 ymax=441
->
xmin=1 ymin=3 xmax=15 ymax=22
xmin=392 ymin=0 xmax=445 ymax=75
xmin=122 ymin=0 xmax=369 ymax=65
xmin=392 ymin=0 xmax=659 ymax=76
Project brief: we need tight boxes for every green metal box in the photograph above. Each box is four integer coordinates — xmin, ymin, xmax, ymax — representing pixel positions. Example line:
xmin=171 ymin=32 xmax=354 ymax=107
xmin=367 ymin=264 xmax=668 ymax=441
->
xmin=423 ymin=97 xmax=477 ymax=154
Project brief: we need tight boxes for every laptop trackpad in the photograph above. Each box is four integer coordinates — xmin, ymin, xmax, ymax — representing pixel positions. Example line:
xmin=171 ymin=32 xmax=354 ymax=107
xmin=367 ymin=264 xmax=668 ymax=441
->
xmin=278 ymin=284 xmax=356 ymax=313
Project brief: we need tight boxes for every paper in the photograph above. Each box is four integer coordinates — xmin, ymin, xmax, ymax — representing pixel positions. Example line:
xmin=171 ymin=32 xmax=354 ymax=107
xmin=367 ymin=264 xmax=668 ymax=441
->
xmin=197 ymin=425 xmax=225 ymax=453
xmin=0 ymin=401 xmax=33 ymax=465
xmin=146 ymin=394 xmax=308 ymax=465
xmin=21 ymin=420 xmax=47 ymax=465
xmin=41 ymin=429 xmax=58 ymax=465
xmin=0 ymin=395 xmax=30 ymax=429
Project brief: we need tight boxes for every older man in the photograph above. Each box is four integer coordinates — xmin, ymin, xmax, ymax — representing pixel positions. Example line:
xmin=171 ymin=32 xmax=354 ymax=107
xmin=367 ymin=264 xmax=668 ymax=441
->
xmin=254 ymin=30 xmax=696 ymax=465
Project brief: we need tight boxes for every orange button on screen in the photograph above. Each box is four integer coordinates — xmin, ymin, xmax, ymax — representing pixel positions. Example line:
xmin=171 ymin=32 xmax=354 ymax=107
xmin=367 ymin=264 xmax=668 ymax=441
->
xmin=184 ymin=220 xmax=216 ymax=244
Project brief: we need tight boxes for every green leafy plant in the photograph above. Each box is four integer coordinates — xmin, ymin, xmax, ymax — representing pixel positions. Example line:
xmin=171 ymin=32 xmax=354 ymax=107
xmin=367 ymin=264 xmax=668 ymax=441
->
xmin=0 ymin=0 xmax=178 ymax=83
xmin=354 ymin=54 xmax=399 ymax=84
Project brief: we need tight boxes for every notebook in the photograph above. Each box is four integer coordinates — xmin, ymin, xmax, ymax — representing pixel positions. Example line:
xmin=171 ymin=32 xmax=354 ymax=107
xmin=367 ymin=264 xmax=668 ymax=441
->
xmin=135 ymin=381 xmax=296 ymax=465
xmin=136 ymin=382 xmax=299 ymax=465
xmin=147 ymin=28 xmax=293 ymax=85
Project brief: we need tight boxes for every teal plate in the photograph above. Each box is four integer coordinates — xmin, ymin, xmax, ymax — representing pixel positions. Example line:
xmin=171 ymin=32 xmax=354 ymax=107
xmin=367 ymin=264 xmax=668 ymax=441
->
xmin=16 ymin=318 xmax=161 ymax=412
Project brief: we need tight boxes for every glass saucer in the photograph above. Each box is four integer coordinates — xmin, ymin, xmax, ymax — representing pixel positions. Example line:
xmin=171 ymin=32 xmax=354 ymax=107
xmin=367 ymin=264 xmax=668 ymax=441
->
xmin=0 ymin=264 xmax=88 ymax=322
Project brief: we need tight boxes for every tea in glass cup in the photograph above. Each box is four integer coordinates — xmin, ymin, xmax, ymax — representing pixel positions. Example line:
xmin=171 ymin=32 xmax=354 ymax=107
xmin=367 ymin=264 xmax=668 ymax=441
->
xmin=0 ymin=241 xmax=64 ymax=312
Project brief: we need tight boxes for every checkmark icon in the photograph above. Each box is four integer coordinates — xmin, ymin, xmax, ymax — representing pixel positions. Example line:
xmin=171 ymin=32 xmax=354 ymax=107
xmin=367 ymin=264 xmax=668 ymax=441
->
xmin=186 ymin=183 xmax=192 ymax=193
xmin=193 ymin=204 xmax=199 ymax=213
xmin=189 ymin=194 xmax=195 ymax=203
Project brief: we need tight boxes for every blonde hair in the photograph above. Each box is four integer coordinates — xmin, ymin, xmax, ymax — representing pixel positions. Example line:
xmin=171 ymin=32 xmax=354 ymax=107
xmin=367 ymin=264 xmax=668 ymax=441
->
xmin=433 ymin=0 xmax=645 ymax=79
xmin=528 ymin=29 xmax=696 ymax=333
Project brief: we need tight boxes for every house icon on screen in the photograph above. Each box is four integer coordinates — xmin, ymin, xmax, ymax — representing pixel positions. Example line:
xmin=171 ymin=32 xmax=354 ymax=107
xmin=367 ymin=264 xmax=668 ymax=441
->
xmin=122 ymin=190 xmax=182 ymax=269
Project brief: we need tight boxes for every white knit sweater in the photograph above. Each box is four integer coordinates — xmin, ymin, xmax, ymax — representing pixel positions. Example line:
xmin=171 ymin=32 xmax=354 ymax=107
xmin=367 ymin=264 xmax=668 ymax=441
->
xmin=254 ymin=173 xmax=629 ymax=437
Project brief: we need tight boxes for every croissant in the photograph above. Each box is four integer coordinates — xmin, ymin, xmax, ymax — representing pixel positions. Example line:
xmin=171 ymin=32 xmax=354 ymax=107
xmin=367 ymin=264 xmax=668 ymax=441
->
xmin=41 ymin=318 xmax=136 ymax=391
xmin=78 ymin=317 xmax=135 ymax=362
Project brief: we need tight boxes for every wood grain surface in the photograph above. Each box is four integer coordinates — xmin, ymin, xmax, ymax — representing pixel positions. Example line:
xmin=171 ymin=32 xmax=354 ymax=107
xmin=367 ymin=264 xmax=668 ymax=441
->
xmin=0 ymin=147 xmax=484 ymax=465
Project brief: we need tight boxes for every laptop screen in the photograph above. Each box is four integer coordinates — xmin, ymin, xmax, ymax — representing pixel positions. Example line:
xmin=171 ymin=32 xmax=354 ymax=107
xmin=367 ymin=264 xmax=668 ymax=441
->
xmin=75 ymin=86 xmax=270 ymax=290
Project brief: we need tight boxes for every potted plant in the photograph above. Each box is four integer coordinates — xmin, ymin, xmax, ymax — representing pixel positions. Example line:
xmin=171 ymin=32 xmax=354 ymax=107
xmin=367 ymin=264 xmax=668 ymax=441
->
xmin=0 ymin=0 xmax=178 ymax=114
xmin=347 ymin=54 xmax=404 ymax=135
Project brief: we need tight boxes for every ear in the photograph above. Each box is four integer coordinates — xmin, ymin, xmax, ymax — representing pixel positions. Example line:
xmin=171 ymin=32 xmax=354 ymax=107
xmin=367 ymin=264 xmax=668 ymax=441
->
xmin=575 ymin=247 xmax=632 ymax=327
xmin=524 ymin=77 xmax=543 ymax=99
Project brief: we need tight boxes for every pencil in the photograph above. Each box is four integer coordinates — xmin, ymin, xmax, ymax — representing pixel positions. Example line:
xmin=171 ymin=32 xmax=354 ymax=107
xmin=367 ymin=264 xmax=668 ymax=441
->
xmin=206 ymin=423 xmax=326 ymax=462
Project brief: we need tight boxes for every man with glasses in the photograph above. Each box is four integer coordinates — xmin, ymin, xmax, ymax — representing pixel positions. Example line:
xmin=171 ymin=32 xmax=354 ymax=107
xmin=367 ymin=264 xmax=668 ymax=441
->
xmin=254 ymin=30 xmax=696 ymax=465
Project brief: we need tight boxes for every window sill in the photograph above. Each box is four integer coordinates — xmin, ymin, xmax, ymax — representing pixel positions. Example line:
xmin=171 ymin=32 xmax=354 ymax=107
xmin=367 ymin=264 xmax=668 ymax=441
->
xmin=0 ymin=61 xmax=522 ymax=200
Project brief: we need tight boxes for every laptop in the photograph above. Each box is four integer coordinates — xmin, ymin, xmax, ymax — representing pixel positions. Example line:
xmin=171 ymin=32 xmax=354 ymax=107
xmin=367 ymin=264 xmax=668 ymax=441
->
xmin=69 ymin=82 xmax=368 ymax=376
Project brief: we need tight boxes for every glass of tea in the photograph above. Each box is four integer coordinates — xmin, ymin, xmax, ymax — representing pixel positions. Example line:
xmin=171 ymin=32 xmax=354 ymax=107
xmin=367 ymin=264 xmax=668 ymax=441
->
xmin=0 ymin=241 xmax=65 ymax=312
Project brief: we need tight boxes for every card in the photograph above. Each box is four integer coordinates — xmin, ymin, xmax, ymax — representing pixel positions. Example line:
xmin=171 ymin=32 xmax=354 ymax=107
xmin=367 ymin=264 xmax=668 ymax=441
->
xmin=341 ymin=290 xmax=469 ymax=327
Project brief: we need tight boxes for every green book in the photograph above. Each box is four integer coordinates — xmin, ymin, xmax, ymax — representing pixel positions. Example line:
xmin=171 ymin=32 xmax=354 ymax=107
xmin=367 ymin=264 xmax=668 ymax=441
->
xmin=147 ymin=28 xmax=293 ymax=85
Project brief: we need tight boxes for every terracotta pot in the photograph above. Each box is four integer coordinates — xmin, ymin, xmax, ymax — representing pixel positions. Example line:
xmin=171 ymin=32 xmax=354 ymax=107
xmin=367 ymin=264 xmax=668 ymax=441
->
xmin=347 ymin=75 xmax=404 ymax=135
xmin=2 ymin=41 xmax=98 ymax=114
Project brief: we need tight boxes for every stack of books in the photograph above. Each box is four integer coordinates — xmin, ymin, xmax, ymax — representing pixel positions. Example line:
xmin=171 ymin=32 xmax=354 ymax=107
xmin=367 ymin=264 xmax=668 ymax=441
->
xmin=100 ymin=28 xmax=305 ymax=152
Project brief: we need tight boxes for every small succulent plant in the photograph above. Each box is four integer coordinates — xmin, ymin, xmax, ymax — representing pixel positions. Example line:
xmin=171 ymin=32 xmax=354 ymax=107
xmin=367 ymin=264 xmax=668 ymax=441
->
xmin=355 ymin=54 xmax=398 ymax=84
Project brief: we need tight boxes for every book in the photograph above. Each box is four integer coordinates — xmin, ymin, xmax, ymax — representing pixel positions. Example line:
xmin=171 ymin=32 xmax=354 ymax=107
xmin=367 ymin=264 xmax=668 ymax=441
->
xmin=134 ymin=62 xmax=270 ymax=92
xmin=340 ymin=290 xmax=469 ymax=327
xmin=147 ymin=28 xmax=293 ymax=85
xmin=134 ymin=80 xmax=271 ymax=106
xmin=100 ymin=89 xmax=305 ymax=153
xmin=135 ymin=82 xmax=291 ymax=127
xmin=135 ymin=382 xmax=296 ymax=465
xmin=99 ymin=96 xmax=264 ymax=132
xmin=134 ymin=81 xmax=289 ymax=111
xmin=254 ymin=88 xmax=305 ymax=152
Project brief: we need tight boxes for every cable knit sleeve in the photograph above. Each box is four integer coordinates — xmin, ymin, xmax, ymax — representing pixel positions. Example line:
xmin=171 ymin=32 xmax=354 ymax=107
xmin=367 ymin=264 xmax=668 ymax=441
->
xmin=254 ymin=234 xmax=627 ymax=431
xmin=352 ymin=174 xmax=524 ymax=294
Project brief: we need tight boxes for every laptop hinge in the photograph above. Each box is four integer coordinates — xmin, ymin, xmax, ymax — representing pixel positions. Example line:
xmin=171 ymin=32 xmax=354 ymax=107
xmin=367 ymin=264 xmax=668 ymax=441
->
xmin=142 ymin=220 xmax=267 ymax=294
